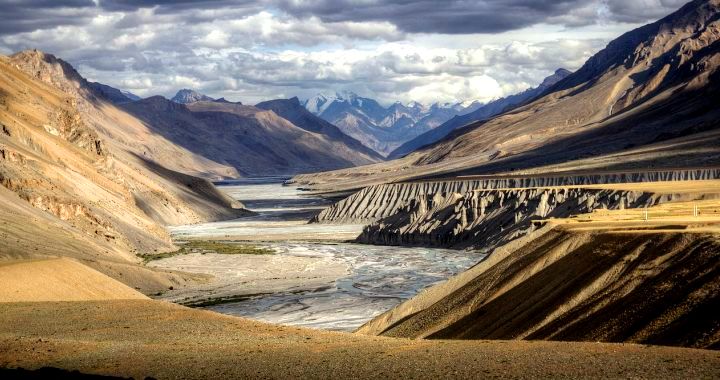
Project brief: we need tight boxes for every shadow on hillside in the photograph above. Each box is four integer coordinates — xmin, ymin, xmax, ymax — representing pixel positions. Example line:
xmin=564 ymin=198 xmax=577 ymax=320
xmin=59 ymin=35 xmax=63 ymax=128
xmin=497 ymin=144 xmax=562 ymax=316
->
xmin=118 ymin=100 xmax=357 ymax=176
xmin=0 ymin=367 xmax=139 ymax=380
xmin=417 ymin=69 xmax=720 ymax=180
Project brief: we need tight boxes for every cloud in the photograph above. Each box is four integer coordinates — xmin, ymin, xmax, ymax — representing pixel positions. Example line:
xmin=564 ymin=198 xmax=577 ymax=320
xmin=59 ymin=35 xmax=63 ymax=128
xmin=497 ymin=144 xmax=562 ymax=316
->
xmin=0 ymin=0 xmax=687 ymax=105
xmin=0 ymin=0 xmax=691 ymax=36
xmin=602 ymin=0 xmax=690 ymax=23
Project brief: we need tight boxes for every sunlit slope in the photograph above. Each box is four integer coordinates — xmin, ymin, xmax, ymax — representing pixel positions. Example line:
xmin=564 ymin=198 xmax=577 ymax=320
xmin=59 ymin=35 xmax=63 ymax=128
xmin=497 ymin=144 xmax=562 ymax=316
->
xmin=358 ymin=194 xmax=720 ymax=349
xmin=291 ymin=0 xmax=720 ymax=192
xmin=0 ymin=258 xmax=148 ymax=302
xmin=0 ymin=52 xmax=247 ymax=293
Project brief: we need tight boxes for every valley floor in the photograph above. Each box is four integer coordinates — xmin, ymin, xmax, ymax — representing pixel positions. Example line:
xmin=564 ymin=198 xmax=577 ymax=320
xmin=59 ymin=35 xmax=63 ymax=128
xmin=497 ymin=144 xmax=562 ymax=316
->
xmin=2 ymin=178 xmax=719 ymax=379
xmin=1 ymin=297 xmax=718 ymax=379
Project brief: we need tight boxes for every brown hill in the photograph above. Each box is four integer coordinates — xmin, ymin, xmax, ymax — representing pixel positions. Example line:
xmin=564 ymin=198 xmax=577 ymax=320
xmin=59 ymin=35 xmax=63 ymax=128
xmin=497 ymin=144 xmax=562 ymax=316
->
xmin=7 ymin=50 xmax=240 ymax=179
xmin=0 ymin=51 xmax=248 ymax=293
xmin=291 ymin=0 xmax=720 ymax=192
xmin=359 ymin=220 xmax=720 ymax=349
xmin=0 ymin=258 xmax=148 ymax=302
xmin=119 ymin=97 xmax=381 ymax=177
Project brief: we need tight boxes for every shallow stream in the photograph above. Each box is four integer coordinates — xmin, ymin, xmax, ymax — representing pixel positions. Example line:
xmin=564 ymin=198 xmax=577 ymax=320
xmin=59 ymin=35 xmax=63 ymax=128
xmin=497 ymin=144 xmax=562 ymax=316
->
xmin=156 ymin=178 xmax=483 ymax=331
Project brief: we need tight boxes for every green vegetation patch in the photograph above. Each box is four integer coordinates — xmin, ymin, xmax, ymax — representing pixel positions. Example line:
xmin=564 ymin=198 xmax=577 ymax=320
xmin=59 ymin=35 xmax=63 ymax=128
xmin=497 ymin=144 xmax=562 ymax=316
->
xmin=139 ymin=240 xmax=274 ymax=262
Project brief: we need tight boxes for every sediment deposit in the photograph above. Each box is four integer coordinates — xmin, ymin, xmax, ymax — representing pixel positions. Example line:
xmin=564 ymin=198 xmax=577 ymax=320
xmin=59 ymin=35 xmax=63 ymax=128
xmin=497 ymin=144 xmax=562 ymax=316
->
xmin=314 ymin=168 xmax=719 ymax=224
xmin=314 ymin=170 xmax=719 ymax=251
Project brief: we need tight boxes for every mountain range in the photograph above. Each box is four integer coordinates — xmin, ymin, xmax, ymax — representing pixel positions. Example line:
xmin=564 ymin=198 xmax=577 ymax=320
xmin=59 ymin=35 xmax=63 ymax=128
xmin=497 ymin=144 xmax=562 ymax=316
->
xmin=120 ymin=95 xmax=381 ymax=176
xmin=388 ymin=68 xmax=572 ymax=159
xmin=292 ymin=0 xmax=720 ymax=192
xmin=303 ymin=91 xmax=482 ymax=155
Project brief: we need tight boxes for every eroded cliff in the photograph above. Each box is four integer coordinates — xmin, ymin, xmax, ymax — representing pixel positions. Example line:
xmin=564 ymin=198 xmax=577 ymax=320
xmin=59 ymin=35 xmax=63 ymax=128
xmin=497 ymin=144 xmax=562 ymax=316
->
xmin=314 ymin=169 xmax=719 ymax=250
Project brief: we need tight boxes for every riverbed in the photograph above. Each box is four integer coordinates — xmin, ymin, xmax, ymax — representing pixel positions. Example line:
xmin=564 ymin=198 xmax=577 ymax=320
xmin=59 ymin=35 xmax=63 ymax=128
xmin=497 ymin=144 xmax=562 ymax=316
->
xmin=150 ymin=178 xmax=483 ymax=331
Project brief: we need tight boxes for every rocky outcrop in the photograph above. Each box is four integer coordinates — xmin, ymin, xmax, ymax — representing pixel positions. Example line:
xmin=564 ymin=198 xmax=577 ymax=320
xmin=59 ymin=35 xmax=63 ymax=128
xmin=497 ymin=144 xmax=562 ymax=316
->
xmin=171 ymin=89 xmax=216 ymax=104
xmin=357 ymin=187 xmax=656 ymax=251
xmin=313 ymin=168 xmax=720 ymax=225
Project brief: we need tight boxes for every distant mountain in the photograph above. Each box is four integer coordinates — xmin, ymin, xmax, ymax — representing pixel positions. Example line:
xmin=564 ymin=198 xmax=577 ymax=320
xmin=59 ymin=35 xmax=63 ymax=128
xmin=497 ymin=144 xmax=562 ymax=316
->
xmin=303 ymin=91 xmax=474 ymax=155
xmin=87 ymin=82 xmax=140 ymax=104
xmin=121 ymin=96 xmax=381 ymax=176
xmin=296 ymin=0 xmax=720 ymax=191
xmin=171 ymin=89 xmax=216 ymax=104
xmin=388 ymin=68 xmax=572 ymax=159
xmin=255 ymin=97 xmax=384 ymax=162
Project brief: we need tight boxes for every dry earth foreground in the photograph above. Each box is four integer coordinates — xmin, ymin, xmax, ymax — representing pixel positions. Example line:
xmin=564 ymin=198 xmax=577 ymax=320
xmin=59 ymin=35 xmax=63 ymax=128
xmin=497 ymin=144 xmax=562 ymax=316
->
xmin=0 ymin=259 xmax=718 ymax=379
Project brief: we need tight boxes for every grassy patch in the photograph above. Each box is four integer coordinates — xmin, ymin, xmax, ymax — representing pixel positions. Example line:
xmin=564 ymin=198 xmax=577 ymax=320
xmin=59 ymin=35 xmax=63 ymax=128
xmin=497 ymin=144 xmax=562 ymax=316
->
xmin=139 ymin=240 xmax=274 ymax=263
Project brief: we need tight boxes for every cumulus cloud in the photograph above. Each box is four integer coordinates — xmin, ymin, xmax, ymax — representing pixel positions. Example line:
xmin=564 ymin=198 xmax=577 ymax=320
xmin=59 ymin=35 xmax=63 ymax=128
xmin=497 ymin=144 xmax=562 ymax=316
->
xmin=0 ymin=0 xmax=688 ymax=104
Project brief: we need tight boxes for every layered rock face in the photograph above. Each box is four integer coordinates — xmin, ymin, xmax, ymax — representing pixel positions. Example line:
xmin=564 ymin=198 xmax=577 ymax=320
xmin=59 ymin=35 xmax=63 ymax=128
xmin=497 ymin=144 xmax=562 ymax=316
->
xmin=314 ymin=168 xmax=719 ymax=223
xmin=356 ymin=187 xmax=654 ymax=250
xmin=313 ymin=168 xmax=719 ymax=250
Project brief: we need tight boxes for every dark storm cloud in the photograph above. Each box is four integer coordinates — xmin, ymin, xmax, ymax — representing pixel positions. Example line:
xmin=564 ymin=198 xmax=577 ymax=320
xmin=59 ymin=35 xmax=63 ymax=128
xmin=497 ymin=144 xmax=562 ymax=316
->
xmin=97 ymin=0 xmax=258 ymax=12
xmin=0 ymin=0 xmax=694 ymax=37
xmin=274 ymin=0 xmax=591 ymax=34
xmin=0 ymin=0 xmax=96 ymax=34
xmin=604 ymin=0 xmax=690 ymax=23
xmin=0 ymin=0 xmax=691 ymax=104
xmin=273 ymin=0 xmax=696 ymax=33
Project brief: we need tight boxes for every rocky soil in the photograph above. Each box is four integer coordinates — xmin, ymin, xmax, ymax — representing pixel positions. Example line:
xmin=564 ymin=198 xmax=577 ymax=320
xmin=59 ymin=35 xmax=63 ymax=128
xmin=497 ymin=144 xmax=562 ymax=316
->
xmin=2 ymin=298 xmax=718 ymax=379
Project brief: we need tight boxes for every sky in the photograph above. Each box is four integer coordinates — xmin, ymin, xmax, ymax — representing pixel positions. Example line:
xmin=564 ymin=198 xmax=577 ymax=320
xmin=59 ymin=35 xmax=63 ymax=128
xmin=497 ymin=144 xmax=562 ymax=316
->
xmin=0 ymin=0 xmax=688 ymax=106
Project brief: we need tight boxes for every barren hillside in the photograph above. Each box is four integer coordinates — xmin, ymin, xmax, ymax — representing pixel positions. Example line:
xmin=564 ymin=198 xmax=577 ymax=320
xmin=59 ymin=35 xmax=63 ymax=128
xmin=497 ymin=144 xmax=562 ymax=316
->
xmin=120 ymin=97 xmax=382 ymax=177
xmin=291 ymin=0 xmax=720 ymax=192
xmin=0 ymin=51 xmax=249 ymax=293
xmin=359 ymin=197 xmax=720 ymax=349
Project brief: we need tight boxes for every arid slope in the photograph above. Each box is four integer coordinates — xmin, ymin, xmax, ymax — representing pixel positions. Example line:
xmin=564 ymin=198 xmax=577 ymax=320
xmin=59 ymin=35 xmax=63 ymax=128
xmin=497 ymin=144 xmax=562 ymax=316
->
xmin=0 ymin=51 xmax=248 ymax=292
xmin=0 ymin=258 xmax=148 ymax=302
xmin=291 ymin=0 xmax=720 ymax=192
xmin=358 ymin=197 xmax=720 ymax=349
xmin=0 ymin=258 xmax=717 ymax=379
xmin=120 ymin=96 xmax=381 ymax=177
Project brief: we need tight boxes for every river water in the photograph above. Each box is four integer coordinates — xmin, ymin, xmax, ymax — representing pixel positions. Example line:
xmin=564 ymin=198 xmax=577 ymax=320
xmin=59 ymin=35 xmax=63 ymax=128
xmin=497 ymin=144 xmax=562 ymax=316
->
xmin=158 ymin=178 xmax=483 ymax=331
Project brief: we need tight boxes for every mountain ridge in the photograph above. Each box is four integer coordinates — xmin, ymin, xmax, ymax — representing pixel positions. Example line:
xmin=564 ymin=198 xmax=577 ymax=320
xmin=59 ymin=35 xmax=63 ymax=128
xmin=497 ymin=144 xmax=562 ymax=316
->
xmin=388 ymin=68 xmax=572 ymax=159
xmin=302 ymin=91 xmax=478 ymax=155
xmin=291 ymin=0 xmax=720 ymax=192
xmin=255 ymin=97 xmax=384 ymax=162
